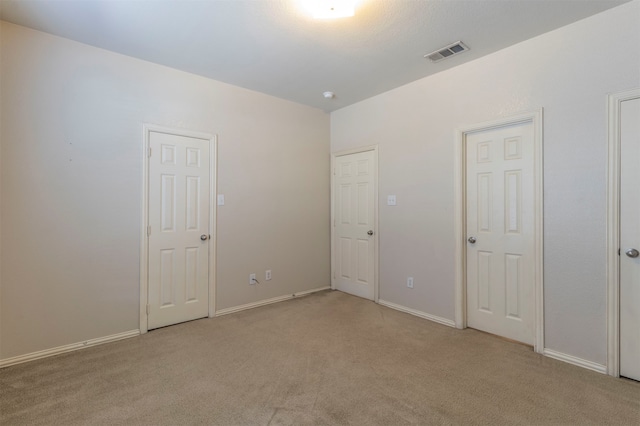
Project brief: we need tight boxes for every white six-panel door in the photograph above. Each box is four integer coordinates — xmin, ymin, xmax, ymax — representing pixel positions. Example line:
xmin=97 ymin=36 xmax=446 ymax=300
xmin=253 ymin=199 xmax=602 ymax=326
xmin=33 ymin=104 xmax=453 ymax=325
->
xmin=466 ymin=122 xmax=535 ymax=345
xmin=334 ymin=150 xmax=376 ymax=300
xmin=148 ymin=131 xmax=210 ymax=329
xmin=620 ymin=96 xmax=640 ymax=381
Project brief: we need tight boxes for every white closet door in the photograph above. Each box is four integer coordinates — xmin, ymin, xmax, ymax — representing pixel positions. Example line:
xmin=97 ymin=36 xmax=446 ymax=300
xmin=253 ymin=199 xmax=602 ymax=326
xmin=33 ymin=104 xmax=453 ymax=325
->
xmin=148 ymin=131 xmax=210 ymax=330
xmin=466 ymin=122 xmax=535 ymax=345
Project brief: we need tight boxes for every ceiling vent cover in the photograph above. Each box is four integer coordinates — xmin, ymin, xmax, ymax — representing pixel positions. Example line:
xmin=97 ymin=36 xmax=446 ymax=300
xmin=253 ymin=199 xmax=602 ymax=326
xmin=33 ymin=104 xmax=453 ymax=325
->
xmin=425 ymin=41 xmax=469 ymax=62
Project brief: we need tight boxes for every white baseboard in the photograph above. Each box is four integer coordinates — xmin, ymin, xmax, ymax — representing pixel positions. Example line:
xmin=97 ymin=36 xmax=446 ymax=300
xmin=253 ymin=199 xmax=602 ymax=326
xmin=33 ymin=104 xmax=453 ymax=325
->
xmin=215 ymin=286 xmax=331 ymax=316
xmin=0 ymin=329 xmax=140 ymax=369
xmin=378 ymin=299 xmax=456 ymax=328
xmin=543 ymin=349 xmax=607 ymax=374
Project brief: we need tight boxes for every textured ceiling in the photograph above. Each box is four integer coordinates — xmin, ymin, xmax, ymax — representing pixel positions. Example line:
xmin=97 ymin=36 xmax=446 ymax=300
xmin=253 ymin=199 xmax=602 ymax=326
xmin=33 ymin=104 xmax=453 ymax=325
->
xmin=0 ymin=0 xmax=631 ymax=111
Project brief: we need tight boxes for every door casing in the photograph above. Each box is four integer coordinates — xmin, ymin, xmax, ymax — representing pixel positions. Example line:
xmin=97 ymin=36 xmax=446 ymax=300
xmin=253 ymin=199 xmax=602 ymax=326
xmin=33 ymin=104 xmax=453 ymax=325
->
xmin=606 ymin=88 xmax=640 ymax=377
xmin=454 ymin=110 xmax=544 ymax=353
xmin=140 ymin=124 xmax=217 ymax=334
xmin=330 ymin=145 xmax=379 ymax=302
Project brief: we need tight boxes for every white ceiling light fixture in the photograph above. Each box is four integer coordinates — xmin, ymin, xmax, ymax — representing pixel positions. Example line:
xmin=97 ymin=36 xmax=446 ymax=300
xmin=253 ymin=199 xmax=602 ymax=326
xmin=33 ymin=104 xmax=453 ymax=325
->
xmin=323 ymin=91 xmax=336 ymax=99
xmin=300 ymin=0 xmax=357 ymax=19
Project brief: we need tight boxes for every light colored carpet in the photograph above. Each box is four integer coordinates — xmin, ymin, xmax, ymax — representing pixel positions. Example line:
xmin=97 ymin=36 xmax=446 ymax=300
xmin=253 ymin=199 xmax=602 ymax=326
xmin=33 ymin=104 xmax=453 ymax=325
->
xmin=1 ymin=290 xmax=639 ymax=425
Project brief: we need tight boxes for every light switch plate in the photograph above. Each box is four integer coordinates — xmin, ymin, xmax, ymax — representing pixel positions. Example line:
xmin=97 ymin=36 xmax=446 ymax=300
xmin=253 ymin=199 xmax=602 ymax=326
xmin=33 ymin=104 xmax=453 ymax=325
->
xmin=217 ymin=194 xmax=225 ymax=206
xmin=387 ymin=195 xmax=397 ymax=206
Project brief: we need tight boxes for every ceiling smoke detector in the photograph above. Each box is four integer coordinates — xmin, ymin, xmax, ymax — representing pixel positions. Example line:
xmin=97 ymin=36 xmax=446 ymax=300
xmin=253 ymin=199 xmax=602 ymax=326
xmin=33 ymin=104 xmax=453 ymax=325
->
xmin=323 ymin=91 xmax=336 ymax=99
xmin=424 ymin=41 xmax=469 ymax=63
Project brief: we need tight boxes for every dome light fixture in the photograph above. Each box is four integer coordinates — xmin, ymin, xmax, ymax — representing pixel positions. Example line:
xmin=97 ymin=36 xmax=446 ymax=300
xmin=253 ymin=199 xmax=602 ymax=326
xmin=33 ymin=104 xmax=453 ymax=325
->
xmin=300 ymin=0 xmax=357 ymax=19
xmin=323 ymin=91 xmax=336 ymax=99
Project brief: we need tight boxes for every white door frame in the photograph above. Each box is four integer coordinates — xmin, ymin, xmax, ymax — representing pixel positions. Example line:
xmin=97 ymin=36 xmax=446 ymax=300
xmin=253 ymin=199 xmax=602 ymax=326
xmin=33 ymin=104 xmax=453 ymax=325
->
xmin=454 ymin=110 xmax=544 ymax=353
xmin=606 ymin=88 xmax=640 ymax=377
xmin=330 ymin=145 xmax=379 ymax=302
xmin=140 ymin=124 xmax=217 ymax=334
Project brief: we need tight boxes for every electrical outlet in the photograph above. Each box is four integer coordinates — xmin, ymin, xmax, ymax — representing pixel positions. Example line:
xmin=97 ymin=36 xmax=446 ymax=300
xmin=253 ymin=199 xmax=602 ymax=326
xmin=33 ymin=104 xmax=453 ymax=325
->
xmin=407 ymin=277 xmax=414 ymax=288
xmin=266 ymin=270 xmax=272 ymax=281
xmin=249 ymin=273 xmax=256 ymax=285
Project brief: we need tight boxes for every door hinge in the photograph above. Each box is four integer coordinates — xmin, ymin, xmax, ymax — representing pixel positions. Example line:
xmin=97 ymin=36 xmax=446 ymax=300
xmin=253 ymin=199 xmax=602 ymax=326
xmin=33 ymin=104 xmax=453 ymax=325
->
xmin=146 ymin=304 xmax=150 ymax=315
xmin=148 ymin=147 xmax=152 ymax=157
xmin=618 ymin=248 xmax=620 ymax=256
xmin=147 ymin=225 xmax=151 ymax=236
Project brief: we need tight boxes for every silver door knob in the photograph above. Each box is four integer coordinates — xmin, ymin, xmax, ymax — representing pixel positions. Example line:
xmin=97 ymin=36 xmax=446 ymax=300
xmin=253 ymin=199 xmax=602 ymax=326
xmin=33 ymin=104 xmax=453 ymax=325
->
xmin=367 ymin=230 xmax=374 ymax=236
xmin=626 ymin=248 xmax=639 ymax=258
xmin=468 ymin=237 xmax=476 ymax=244
xmin=200 ymin=234 xmax=208 ymax=241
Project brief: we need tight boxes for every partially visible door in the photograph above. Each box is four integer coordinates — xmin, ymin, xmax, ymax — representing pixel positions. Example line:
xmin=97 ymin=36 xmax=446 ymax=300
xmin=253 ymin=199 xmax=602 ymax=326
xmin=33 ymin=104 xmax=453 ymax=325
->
xmin=333 ymin=150 xmax=376 ymax=300
xmin=620 ymin=96 xmax=640 ymax=381
xmin=148 ymin=131 xmax=210 ymax=330
xmin=466 ymin=122 xmax=535 ymax=345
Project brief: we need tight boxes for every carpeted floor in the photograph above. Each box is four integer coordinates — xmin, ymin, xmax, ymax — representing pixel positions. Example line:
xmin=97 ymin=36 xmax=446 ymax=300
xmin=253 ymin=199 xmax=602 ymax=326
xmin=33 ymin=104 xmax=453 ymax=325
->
xmin=1 ymin=290 xmax=639 ymax=425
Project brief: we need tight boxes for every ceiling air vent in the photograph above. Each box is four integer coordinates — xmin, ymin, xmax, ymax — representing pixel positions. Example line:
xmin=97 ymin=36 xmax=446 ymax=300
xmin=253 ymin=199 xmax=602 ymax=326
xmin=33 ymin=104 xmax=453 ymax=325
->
xmin=424 ymin=41 xmax=469 ymax=63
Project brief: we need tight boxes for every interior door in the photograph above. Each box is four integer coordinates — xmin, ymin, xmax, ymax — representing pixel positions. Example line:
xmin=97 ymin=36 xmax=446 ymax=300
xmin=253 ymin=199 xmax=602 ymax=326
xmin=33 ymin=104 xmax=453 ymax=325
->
xmin=620 ymin=96 xmax=640 ymax=381
xmin=148 ymin=131 xmax=210 ymax=330
xmin=466 ymin=122 xmax=535 ymax=345
xmin=334 ymin=150 xmax=376 ymax=300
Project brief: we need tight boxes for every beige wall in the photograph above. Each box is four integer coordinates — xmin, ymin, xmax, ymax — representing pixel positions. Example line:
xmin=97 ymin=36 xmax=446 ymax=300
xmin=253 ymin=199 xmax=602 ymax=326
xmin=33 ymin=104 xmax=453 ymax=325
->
xmin=2 ymin=2 xmax=639 ymax=368
xmin=0 ymin=22 xmax=330 ymax=360
xmin=331 ymin=1 xmax=640 ymax=365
